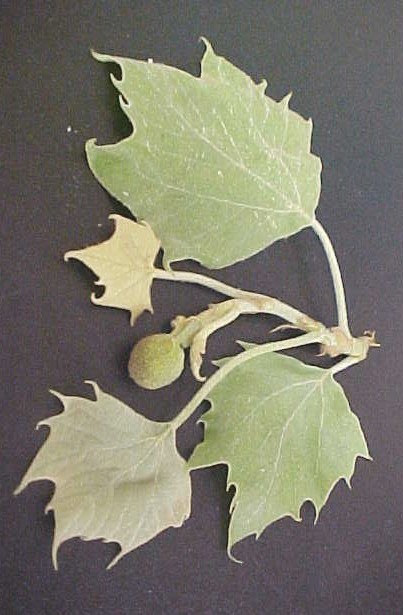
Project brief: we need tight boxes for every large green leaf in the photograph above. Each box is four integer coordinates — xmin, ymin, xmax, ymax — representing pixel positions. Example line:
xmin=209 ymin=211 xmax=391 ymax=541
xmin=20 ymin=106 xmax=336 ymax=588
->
xmin=86 ymin=40 xmax=322 ymax=268
xmin=15 ymin=383 xmax=191 ymax=568
xmin=189 ymin=352 xmax=370 ymax=555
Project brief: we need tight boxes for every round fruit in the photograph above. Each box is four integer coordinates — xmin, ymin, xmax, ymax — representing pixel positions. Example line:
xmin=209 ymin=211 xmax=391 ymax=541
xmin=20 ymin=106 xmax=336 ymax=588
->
xmin=128 ymin=333 xmax=185 ymax=390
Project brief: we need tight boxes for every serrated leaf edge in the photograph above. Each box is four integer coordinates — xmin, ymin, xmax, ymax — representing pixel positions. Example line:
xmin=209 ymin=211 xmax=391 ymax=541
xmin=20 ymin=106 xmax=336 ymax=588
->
xmin=189 ymin=370 xmax=371 ymax=559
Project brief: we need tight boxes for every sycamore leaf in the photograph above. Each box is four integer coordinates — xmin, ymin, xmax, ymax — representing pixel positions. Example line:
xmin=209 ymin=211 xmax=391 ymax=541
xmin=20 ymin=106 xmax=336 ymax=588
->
xmin=15 ymin=382 xmax=191 ymax=568
xmin=65 ymin=215 xmax=160 ymax=324
xmin=189 ymin=352 xmax=370 ymax=556
xmin=86 ymin=39 xmax=322 ymax=269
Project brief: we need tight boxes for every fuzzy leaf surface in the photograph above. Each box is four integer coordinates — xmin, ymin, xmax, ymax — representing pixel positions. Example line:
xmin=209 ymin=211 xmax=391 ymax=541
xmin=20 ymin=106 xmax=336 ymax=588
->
xmin=15 ymin=383 xmax=191 ymax=568
xmin=65 ymin=215 xmax=160 ymax=324
xmin=86 ymin=40 xmax=322 ymax=268
xmin=189 ymin=352 xmax=370 ymax=554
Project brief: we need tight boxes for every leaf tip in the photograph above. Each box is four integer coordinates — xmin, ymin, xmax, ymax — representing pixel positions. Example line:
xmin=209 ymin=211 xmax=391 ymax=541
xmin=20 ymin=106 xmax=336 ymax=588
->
xmin=90 ymin=49 xmax=111 ymax=63
xmin=107 ymin=213 xmax=126 ymax=232
xmin=36 ymin=419 xmax=51 ymax=435
xmin=85 ymin=137 xmax=97 ymax=148
xmin=280 ymin=92 xmax=292 ymax=110
xmin=227 ymin=541 xmax=243 ymax=564
xmin=64 ymin=249 xmax=78 ymax=263
xmin=107 ymin=213 xmax=120 ymax=223
xmin=257 ymin=79 xmax=268 ymax=95
xmin=105 ymin=547 xmax=126 ymax=570
xmin=129 ymin=313 xmax=138 ymax=327
xmin=85 ymin=138 xmax=98 ymax=158
xmin=111 ymin=74 xmax=124 ymax=91
xmin=211 ymin=359 xmax=222 ymax=368
xmin=84 ymin=380 xmax=101 ymax=399
xmin=90 ymin=291 xmax=104 ymax=306
xmin=199 ymin=36 xmax=213 ymax=53
xmin=313 ymin=503 xmax=322 ymax=525
xmin=49 ymin=388 xmax=65 ymax=405
xmin=13 ymin=482 xmax=24 ymax=496
xmin=51 ymin=540 xmax=60 ymax=571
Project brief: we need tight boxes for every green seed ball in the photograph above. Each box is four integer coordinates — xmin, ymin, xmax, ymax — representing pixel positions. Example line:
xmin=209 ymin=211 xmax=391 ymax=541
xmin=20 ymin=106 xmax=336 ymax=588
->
xmin=128 ymin=333 xmax=185 ymax=390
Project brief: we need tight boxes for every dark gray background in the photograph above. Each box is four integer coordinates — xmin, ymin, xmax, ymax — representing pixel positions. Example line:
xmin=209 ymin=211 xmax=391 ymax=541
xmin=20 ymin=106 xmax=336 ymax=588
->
xmin=2 ymin=2 xmax=402 ymax=614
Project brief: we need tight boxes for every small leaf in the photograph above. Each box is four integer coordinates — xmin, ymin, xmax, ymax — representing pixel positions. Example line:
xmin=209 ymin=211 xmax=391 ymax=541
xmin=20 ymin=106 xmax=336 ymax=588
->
xmin=189 ymin=352 xmax=370 ymax=556
xmin=65 ymin=215 xmax=160 ymax=324
xmin=15 ymin=382 xmax=191 ymax=568
xmin=86 ymin=40 xmax=322 ymax=268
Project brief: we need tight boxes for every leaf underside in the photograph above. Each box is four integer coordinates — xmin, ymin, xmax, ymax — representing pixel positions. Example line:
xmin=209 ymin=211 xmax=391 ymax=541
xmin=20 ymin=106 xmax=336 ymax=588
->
xmin=86 ymin=39 xmax=322 ymax=268
xmin=189 ymin=352 xmax=370 ymax=555
xmin=65 ymin=215 xmax=160 ymax=324
xmin=15 ymin=383 xmax=191 ymax=568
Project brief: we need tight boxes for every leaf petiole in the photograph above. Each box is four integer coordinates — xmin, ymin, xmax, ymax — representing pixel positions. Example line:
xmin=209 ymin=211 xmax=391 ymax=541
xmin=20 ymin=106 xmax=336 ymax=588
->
xmin=330 ymin=355 xmax=362 ymax=376
xmin=154 ymin=268 xmax=321 ymax=333
xmin=171 ymin=330 xmax=324 ymax=431
xmin=311 ymin=218 xmax=351 ymax=338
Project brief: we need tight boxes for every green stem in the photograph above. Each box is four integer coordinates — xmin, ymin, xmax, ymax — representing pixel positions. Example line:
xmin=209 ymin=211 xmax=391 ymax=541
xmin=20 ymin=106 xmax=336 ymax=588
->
xmin=330 ymin=355 xmax=361 ymax=376
xmin=154 ymin=267 xmax=247 ymax=299
xmin=311 ymin=218 xmax=351 ymax=338
xmin=170 ymin=330 xmax=324 ymax=431
xmin=154 ymin=268 xmax=320 ymax=332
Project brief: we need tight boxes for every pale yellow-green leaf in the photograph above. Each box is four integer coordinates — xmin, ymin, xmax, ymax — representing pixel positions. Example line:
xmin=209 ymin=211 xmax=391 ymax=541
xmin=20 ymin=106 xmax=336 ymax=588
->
xmin=15 ymin=383 xmax=191 ymax=568
xmin=189 ymin=352 xmax=370 ymax=556
xmin=65 ymin=215 xmax=160 ymax=324
xmin=86 ymin=39 xmax=322 ymax=268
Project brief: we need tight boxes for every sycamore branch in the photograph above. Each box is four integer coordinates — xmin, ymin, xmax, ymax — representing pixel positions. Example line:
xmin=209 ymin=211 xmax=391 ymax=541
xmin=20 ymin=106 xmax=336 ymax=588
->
xmin=153 ymin=268 xmax=375 ymax=364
